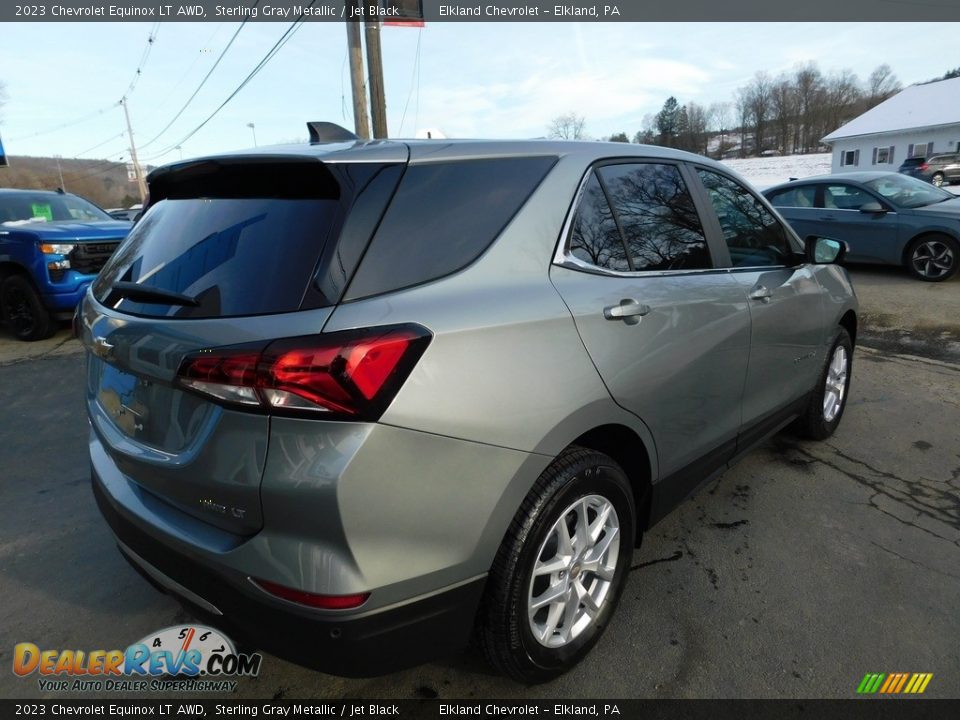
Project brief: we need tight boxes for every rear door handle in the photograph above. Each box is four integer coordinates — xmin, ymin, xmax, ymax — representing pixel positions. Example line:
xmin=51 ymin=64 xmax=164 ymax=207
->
xmin=748 ymin=285 xmax=772 ymax=303
xmin=603 ymin=299 xmax=651 ymax=324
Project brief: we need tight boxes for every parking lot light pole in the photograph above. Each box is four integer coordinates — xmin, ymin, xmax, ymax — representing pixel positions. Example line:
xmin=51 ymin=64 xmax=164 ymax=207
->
xmin=247 ymin=123 xmax=257 ymax=147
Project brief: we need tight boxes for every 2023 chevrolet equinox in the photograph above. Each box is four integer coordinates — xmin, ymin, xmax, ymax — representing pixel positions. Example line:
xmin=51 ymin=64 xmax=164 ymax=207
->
xmin=81 ymin=124 xmax=857 ymax=683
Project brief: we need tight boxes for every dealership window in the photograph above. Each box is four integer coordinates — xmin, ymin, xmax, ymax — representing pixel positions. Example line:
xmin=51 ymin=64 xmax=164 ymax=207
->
xmin=840 ymin=149 xmax=859 ymax=167
xmin=872 ymin=146 xmax=895 ymax=165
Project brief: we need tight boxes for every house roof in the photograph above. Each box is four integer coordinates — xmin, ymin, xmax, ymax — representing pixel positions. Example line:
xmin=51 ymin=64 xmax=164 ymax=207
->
xmin=822 ymin=76 xmax=960 ymax=142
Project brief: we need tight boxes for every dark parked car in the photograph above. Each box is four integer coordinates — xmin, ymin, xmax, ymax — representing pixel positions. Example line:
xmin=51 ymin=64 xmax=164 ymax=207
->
xmin=81 ymin=127 xmax=857 ymax=682
xmin=0 ymin=189 xmax=130 ymax=340
xmin=764 ymin=172 xmax=960 ymax=281
xmin=899 ymin=154 xmax=960 ymax=187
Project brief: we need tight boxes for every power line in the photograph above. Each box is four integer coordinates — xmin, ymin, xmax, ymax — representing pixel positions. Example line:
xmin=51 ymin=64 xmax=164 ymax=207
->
xmin=399 ymin=28 xmax=423 ymax=136
xmin=148 ymin=6 xmax=315 ymax=158
xmin=8 ymin=104 xmax=120 ymax=142
xmin=138 ymin=2 xmax=260 ymax=151
xmin=149 ymin=23 xmax=225 ymax=113
xmin=73 ymin=132 xmax=127 ymax=158
xmin=122 ymin=22 xmax=162 ymax=99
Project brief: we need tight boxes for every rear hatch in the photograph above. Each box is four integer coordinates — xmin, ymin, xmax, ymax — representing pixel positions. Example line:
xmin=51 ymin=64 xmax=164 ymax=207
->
xmin=80 ymin=150 xmax=407 ymax=535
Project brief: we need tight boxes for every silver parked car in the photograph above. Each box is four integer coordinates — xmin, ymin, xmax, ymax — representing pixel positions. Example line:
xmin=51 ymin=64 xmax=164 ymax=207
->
xmin=764 ymin=172 xmax=960 ymax=281
xmin=80 ymin=126 xmax=857 ymax=682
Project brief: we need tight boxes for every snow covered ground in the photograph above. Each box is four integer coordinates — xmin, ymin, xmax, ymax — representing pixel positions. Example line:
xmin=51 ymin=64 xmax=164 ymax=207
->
xmin=719 ymin=153 xmax=960 ymax=195
xmin=719 ymin=153 xmax=831 ymax=190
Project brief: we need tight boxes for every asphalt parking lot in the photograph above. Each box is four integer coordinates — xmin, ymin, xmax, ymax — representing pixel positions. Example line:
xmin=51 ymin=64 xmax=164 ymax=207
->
xmin=1 ymin=267 xmax=958 ymax=700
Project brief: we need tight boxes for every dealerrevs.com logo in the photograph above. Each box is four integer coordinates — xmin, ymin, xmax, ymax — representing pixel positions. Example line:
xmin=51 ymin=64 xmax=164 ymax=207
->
xmin=13 ymin=625 xmax=262 ymax=693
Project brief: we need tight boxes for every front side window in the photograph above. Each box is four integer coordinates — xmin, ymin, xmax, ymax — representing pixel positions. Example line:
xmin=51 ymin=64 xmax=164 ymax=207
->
xmin=595 ymin=163 xmax=711 ymax=272
xmin=696 ymin=169 xmax=794 ymax=268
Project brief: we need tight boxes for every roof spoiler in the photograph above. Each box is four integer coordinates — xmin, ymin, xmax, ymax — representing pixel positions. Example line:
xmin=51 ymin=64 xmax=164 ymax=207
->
xmin=307 ymin=122 xmax=359 ymax=144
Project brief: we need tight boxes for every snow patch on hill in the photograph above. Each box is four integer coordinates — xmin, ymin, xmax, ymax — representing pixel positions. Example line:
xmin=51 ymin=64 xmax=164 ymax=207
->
xmin=720 ymin=153 xmax=832 ymax=190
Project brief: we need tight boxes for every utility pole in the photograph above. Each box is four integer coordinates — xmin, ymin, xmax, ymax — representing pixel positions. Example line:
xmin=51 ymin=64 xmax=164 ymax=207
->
xmin=364 ymin=19 xmax=388 ymax=138
xmin=346 ymin=2 xmax=371 ymax=139
xmin=120 ymin=97 xmax=147 ymax=203
xmin=54 ymin=155 xmax=66 ymax=191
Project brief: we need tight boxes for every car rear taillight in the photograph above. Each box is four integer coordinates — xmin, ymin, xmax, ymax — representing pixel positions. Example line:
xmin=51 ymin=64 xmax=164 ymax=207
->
xmin=918 ymin=163 xmax=929 ymax=171
xmin=251 ymin=578 xmax=370 ymax=610
xmin=176 ymin=325 xmax=431 ymax=420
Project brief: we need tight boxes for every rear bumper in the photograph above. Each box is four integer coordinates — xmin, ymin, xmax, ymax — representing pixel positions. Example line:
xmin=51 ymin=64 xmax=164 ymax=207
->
xmin=92 ymin=467 xmax=486 ymax=677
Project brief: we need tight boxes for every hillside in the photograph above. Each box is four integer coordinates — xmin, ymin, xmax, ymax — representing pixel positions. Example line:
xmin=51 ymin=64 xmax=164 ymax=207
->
xmin=0 ymin=156 xmax=147 ymax=209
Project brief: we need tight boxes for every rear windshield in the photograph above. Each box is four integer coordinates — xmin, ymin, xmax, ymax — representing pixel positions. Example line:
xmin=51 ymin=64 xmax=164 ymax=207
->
xmin=93 ymin=159 xmax=397 ymax=319
xmin=900 ymin=158 xmax=925 ymax=166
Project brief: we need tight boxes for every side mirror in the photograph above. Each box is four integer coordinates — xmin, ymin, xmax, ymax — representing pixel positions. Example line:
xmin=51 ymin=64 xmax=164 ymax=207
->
xmin=805 ymin=236 xmax=846 ymax=264
xmin=859 ymin=201 xmax=886 ymax=214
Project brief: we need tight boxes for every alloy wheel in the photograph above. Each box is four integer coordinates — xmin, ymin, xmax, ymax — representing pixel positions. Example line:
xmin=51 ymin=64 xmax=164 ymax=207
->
xmin=527 ymin=494 xmax=620 ymax=648
xmin=822 ymin=345 xmax=848 ymax=423
xmin=911 ymin=240 xmax=956 ymax=279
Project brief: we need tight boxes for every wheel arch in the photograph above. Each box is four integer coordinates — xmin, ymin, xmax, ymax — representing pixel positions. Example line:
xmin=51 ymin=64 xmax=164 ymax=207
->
xmin=568 ymin=423 xmax=654 ymax=545
xmin=838 ymin=309 xmax=858 ymax=345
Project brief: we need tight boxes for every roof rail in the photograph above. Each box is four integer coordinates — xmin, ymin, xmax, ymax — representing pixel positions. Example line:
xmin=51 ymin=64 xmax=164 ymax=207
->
xmin=307 ymin=122 xmax=359 ymax=144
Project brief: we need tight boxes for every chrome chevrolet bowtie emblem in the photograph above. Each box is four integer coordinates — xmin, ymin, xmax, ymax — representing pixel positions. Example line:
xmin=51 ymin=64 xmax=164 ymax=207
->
xmin=91 ymin=336 xmax=114 ymax=359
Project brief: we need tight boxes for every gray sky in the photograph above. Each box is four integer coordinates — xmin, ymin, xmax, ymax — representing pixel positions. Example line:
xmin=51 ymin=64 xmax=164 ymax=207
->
xmin=1 ymin=22 xmax=957 ymax=162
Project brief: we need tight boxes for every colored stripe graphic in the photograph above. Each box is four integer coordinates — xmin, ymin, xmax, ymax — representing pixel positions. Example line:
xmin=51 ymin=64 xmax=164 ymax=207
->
xmin=856 ymin=672 xmax=932 ymax=694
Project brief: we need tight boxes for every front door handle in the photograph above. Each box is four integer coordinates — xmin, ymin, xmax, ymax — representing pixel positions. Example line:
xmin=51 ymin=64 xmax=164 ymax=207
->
xmin=748 ymin=285 xmax=773 ymax=303
xmin=603 ymin=299 xmax=651 ymax=325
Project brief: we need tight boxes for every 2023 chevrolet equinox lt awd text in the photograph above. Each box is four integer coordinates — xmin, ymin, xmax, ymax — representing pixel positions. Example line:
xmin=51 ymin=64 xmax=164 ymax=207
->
xmin=0 ymin=189 xmax=130 ymax=340
xmin=80 ymin=126 xmax=857 ymax=683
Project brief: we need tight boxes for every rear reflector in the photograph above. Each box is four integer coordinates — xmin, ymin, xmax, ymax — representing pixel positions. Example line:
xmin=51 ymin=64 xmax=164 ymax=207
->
xmin=252 ymin=578 xmax=370 ymax=610
xmin=176 ymin=324 xmax=431 ymax=421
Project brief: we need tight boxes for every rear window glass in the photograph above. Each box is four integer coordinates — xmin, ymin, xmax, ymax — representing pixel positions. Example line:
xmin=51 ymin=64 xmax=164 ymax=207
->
xmin=93 ymin=159 xmax=356 ymax=319
xmin=93 ymin=198 xmax=337 ymax=318
xmin=344 ymin=156 xmax=557 ymax=301
xmin=767 ymin=185 xmax=816 ymax=208
xmin=901 ymin=158 xmax=925 ymax=166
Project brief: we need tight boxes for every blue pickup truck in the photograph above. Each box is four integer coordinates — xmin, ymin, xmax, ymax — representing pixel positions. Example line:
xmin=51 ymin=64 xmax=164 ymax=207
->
xmin=0 ymin=188 xmax=131 ymax=340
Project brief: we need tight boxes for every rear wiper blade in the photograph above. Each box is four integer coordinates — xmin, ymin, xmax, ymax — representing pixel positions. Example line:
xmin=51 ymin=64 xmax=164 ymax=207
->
xmin=108 ymin=281 xmax=200 ymax=307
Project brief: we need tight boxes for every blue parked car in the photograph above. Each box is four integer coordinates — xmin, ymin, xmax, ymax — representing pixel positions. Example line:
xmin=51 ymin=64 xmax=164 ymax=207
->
xmin=0 ymin=189 xmax=131 ymax=340
xmin=764 ymin=172 xmax=960 ymax=281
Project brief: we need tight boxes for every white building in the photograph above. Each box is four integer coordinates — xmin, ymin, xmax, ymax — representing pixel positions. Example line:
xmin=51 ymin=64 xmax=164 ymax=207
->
xmin=822 ymin=76 xmax=960 ymax=174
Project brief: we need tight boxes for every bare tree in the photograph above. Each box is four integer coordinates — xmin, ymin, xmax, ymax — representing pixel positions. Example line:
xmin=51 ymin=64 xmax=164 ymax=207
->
xmin=735 ymin=88 xmax=751 ymax=157
xmin=683 ymin=102 xmax=709 ymax=155
xmin=770 ymin=76 xmax=797 ymax=154
xmin=708 ymin=102 xmax=732 ymax=158
xmin=822 ymin=69 xmax=861 ymax=139
xmin=548 ymin=112 xmax=587 ymax=140
xmin=866 ymin=64 xmax=901 ymax=105
xmin=745 ymin=72 xmax=773 ymax=153
xmin=793 ymin=63 xmax=824 ymax=153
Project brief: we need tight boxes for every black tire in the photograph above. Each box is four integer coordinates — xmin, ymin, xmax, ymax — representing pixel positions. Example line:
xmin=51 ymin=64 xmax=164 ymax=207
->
xmin=931 ymin=172 xmax=944 ymax=188
xmin=1 ymin=274 xmax=55 ymax=341
xmin=477 ymin=447 xmax=635 ymax=683
xmin=905 ymin=234 xmax=960 ymax=282
xmin=793 ymin=327 xmax=853 ymax=441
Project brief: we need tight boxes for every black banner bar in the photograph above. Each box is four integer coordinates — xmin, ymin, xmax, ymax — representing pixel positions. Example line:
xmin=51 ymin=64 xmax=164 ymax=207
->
xmin=2 ymin=699 xmax=957 ymax=719
xmin=5 ymin=0 xmax=960 ymax=23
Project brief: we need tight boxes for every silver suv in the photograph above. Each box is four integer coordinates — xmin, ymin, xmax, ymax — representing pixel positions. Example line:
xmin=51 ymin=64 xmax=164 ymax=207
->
xmin=80 ymin=126 xmax=857 ymax=683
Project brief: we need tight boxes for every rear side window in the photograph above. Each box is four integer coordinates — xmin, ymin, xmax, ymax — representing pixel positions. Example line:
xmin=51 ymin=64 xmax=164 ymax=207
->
xmin=568 ymin=173 xmax=629 ymax=271
xmin=93 ymin=159 xmax=398 ymax=319
xmin=343 ymin=156 xmax=557 ymax=301
xmin=767 ymin=185 xmax=816 ymax=208
xmin=596 ymin=163 xmax=711 ymax=272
